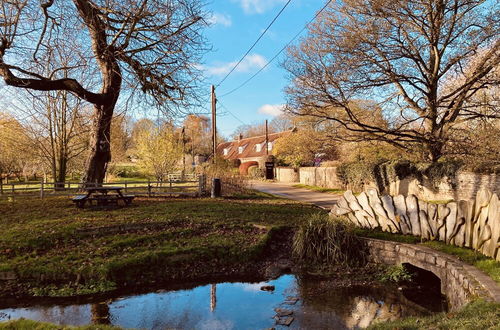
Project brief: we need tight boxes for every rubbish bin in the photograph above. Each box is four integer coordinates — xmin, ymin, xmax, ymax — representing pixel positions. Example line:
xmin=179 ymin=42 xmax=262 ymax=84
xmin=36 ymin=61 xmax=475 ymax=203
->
xmin=211 ymin=178 xmax=221 ymax=198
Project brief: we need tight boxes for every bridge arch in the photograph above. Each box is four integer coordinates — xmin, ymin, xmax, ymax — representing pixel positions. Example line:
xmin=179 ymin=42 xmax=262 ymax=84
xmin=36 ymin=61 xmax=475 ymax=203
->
xmin=363 ymin=238 xmax=500 ymax=311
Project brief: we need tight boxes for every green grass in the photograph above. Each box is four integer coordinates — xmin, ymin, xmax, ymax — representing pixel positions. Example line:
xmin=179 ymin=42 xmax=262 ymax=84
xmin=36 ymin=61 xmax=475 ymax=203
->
xmin=355 ymin=228 xmax=500 ymax=284
xmin=292 ymin=184 xmax=345 ymax=194
xmin=0 ymin=192 xmax=321 ymax=296
xmin=0 ymin=319 xmax=121 ymax=329
xmin=369 ymin=299 xmax=500 ymax=330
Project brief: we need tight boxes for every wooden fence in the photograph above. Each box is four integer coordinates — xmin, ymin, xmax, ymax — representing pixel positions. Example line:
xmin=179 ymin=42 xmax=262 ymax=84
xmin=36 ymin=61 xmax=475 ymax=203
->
xmin=0 ymin=174 xmax=206 ymax=199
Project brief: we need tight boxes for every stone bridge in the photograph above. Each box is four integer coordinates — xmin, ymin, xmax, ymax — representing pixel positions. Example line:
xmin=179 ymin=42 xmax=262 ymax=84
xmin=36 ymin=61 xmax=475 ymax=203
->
xmin=364 ymin=238 xmax=500 ymax=310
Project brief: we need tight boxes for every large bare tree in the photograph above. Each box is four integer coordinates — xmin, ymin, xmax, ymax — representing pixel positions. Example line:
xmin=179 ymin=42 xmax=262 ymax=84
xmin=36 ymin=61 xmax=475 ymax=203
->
xmin=283 ymin=0 xmax=499 ymax=162
xmin=0 ymin=0 xmax=207 ymax=183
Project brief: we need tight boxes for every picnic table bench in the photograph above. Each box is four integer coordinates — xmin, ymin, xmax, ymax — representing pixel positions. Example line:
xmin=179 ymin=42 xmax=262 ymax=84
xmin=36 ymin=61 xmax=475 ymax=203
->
xmin=72 ymin=186 xmax=134 ymax=208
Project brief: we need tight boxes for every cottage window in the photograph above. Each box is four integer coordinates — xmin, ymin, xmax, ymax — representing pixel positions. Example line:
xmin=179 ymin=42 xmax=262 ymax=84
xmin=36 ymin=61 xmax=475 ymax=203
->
xmin=223 ymin=148 xmax=229 ymax=156
xmin=267 ymin=142 xmax=273 ymax=151
xmin=255 ymin=143 xmax=262 ymax=152
xmin=238 ymin=146 xmax=244 ymax=154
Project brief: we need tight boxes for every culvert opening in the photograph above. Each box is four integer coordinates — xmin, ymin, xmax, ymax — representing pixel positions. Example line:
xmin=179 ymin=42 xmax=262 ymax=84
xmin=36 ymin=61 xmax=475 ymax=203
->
xmin=401 ymin=263 xmax=448 ymax=312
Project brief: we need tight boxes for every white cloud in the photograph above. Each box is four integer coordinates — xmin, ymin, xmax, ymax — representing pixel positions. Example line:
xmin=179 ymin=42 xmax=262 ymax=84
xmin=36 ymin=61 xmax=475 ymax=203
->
xmin=233 ymin=0 xmax=287 ymax=14
xmin=207 ymin=12 xmax=232 ymax=27
xmin=202 ymin=54 xmax=268 ymax=76
xmin=258 ymin=104 xmax=285 ymax=117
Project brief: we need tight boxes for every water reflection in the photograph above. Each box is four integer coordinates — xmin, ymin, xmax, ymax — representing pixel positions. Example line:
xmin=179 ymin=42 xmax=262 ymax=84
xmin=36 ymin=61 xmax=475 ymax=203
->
xmin=0 ymin=275 xmax=442 ymax=329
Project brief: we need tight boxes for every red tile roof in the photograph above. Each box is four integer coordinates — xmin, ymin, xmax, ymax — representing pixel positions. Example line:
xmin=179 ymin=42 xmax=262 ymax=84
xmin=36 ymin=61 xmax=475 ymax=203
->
xmin=217 ymin=131 xmax=291 ymax=160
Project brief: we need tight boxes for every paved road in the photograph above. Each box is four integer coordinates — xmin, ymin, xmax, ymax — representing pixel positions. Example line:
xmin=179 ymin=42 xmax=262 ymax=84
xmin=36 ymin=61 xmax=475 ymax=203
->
xmin=249 ymin=181 xmax=341 ymax=211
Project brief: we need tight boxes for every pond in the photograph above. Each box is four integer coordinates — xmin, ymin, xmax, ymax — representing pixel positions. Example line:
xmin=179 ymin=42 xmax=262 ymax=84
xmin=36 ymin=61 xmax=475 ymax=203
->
xmin=0 ymin=274 xmax=446 ymax=329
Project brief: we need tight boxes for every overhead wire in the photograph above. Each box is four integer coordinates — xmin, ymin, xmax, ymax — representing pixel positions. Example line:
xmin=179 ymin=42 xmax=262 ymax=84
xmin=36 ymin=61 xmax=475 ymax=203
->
xmin=215 ymin=0 xmax=293 ymax=88
xmin=218 ymin=101 xmax=247 ymax=126
xmin=218 ymin=0 xmax=332 ymax=98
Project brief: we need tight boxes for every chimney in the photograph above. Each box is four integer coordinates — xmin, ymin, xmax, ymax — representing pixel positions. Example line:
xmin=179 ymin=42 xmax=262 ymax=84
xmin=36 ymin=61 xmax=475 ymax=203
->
xmin=238 ymin=133 xmax=243 ymax=142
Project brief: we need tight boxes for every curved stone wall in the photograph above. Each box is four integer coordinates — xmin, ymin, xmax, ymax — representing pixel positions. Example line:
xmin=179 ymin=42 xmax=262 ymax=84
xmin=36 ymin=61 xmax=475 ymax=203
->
xmin=331 ymin=188 xmax=500 ymax=261
xmin=364 ymin=238 xmax=500 ymax=310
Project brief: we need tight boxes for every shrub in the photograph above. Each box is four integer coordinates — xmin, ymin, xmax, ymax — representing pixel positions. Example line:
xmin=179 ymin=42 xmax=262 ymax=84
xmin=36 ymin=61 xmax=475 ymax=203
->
xmin=337 ymin=159 xmax=464 ymax=192
xmin=293 ymin=214 xmax=367 ymax=267
xmin=379 ymin=264 xmax=414 ymax=283
xmin=200 ymin=157 xmax=248 ymax=195
xmin=248 ymin=166 xmax=264 ymax=179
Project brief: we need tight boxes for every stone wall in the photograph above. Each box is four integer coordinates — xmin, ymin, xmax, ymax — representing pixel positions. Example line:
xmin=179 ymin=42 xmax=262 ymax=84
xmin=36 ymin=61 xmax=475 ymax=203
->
xmin=388 ymin=172 xmax=500 ymax=201
xmin=275 ymin=166 xmax=500 ymax=201
xmin=364 ymin=238 xmax=500 ymax=310
xmin=275 ymin=167 xmax=299 ymax=183
xmin=331 ymin=188 xmax=500 ymax=261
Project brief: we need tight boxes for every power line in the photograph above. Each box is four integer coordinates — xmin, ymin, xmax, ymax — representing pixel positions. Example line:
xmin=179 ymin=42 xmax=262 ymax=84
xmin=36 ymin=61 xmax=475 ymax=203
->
xmin=215 ymin=0 xmax=293 ymax=88
xmin=219 ymin=0 xmax=332 ymax=98
xmin=218 ymin=101 xmax=247 ymax=126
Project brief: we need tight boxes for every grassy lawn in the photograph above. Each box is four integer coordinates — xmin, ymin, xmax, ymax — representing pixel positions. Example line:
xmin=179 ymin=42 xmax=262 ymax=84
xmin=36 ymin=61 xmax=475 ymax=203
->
xmin=0 ymin=192 xmax=321 ymax=297
xmin=292 ymin=184 xmax=345 ymax=194
xmin=0 ymin=319 xmax=120 ymax=330
xmin=368 ymin=299 xmax=500 ymax=330
xmin=355 ymin=228 xmax=500 ymax=284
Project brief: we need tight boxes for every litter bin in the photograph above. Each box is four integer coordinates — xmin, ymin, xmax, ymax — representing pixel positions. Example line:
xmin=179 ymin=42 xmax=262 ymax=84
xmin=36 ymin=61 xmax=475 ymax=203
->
xmin=211 ymin=178 xmax=221 ymax=198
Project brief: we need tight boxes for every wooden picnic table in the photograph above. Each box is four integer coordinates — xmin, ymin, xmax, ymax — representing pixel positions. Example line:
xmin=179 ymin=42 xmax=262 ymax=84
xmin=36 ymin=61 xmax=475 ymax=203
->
xmin=72 ymin=186 xmax=134 ymax=208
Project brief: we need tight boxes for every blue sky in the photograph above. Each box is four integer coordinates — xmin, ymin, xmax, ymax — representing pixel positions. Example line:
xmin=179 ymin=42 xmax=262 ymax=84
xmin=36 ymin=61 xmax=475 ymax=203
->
xmin=197 ymin=0 xmax=326 ymax=137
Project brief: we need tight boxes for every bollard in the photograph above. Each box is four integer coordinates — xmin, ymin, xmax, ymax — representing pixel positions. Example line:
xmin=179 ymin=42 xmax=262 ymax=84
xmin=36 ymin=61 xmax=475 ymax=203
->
xmin=211 ymin=178 xmax=221 ymax=198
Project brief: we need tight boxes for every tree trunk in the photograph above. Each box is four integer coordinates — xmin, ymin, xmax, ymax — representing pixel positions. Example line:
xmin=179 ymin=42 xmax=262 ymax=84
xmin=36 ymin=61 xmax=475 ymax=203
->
xmin=82 ymin=103 xmax=115 ymax=184
xmin=427 ymin=141 xmax=444 ymax=163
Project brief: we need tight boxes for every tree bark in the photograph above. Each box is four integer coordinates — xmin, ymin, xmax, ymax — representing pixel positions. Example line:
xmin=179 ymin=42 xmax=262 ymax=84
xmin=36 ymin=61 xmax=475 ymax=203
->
xmin=82 ymin=103 xmax=116 ymax=184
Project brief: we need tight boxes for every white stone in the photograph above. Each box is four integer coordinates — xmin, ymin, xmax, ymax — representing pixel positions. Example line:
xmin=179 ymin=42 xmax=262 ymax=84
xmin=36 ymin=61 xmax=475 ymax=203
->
xmin=445 ymin=202 xmax=458 ymax=244
xmin=406 ymin=194 xmax=421 ymax=236
xmin=437 ymin=204 xmax=450 ymax=242
xmin=381 ymin=195 xmax=400 ymax=233
xmin=487 ymin=194 xmax=500 ymax=258
xmin=393 ymin=195 xmax=411 ymax=235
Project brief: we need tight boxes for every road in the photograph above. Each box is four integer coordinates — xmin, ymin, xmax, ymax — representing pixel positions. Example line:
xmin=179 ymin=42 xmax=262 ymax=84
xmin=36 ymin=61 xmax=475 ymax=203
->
xmin=249 ymin=181 xmax=341 ymax=211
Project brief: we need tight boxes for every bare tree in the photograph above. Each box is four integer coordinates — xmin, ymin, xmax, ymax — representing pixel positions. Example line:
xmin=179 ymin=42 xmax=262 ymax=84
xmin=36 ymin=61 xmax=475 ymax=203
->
xmin=283 ymin=0 xmax=499 ymax=162
xmin=0 ymin=0 xmax=207 ymax=183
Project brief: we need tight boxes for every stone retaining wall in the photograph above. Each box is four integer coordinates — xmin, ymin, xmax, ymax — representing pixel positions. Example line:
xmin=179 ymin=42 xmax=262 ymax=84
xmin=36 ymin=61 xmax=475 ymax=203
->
xmin=275 ymin=167 xmax=299 ymax=183
xmin=332 ymin=188 xmax=500 ymax=261
xmin=274 ymin=167 xmax=500 ymax=201
xmin=364 ymin=238 xmax=500 ymax=310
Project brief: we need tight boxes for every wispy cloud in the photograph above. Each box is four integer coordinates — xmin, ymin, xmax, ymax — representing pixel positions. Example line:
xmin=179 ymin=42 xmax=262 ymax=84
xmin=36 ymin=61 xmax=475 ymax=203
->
xmin=258 ymin=104 xmax=285 ymax=116
xmin=201 ymin=54 xmax=268 ymax=76
xmin=232 ymin=0 xmax=287 ymax=14
xmin=207 ymin=12 xmax=232 ymax=27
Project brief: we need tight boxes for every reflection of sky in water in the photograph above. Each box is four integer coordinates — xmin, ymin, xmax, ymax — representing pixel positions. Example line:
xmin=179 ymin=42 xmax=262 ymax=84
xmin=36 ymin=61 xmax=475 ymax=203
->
xmin=0 ymin=275 xmax=433 ymax=329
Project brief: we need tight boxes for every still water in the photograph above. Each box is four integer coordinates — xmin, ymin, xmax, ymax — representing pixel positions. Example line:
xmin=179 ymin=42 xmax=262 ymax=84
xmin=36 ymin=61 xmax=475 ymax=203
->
xmin=0 ymin=275 xmax=443 ymax=329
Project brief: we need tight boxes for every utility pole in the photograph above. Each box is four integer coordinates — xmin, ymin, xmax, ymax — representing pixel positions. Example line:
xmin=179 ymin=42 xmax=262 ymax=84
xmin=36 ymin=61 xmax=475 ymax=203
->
xmin=211 ymin=85 xmax=217 ymax=163
xmin=181 ymin=126 xmax=186 ymax=178
xmin=265 ymin=119 xmax=269 ymax=156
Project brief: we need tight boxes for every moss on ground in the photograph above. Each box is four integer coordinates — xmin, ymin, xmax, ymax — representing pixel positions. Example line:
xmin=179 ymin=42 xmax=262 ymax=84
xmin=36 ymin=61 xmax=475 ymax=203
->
xmin=0 ymin=319 xmax=120 ymax=329
xmin=368 ymin=299 xmax=500 ymax=330
xmin=0 ymin=193 xmax=321 ymax=297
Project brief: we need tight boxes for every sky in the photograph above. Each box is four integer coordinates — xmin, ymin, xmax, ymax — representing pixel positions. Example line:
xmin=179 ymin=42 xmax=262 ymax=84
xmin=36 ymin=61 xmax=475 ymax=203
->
xmin=196 ymin=0 xmax=327 ymax=137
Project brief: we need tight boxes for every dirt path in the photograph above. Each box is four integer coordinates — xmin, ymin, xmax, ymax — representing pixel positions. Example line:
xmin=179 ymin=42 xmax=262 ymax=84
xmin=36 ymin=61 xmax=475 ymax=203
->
xmin=249 ymin=181 xmax=341 ymax=211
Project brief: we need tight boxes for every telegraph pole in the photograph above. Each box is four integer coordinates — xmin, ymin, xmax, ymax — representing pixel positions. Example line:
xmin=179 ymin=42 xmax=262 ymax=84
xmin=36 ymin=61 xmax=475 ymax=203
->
xmin=181 ymin=126 xmax=186 ymax=178
xmin=265 ymin=119 xmax=269 ymax=155
xmin=211 ymin=85 xmax=217 ymax=163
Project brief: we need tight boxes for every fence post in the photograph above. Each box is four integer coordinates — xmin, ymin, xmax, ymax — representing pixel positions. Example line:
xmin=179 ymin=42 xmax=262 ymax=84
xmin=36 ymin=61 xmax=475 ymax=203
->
xmin=147 ymin=180 xmax=151 ymax=197
xmin=124 ymin=182 xmax=128 ymax=193
xmin=198 ymin=175 xmax=203 ymax=196
xmin=40 ymin=181 xmax=44 ymax=199
xmin=11 ymin=183 xmax=14 ymax=195
xmin=0 ymin=177 xmax=3 ymax=195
